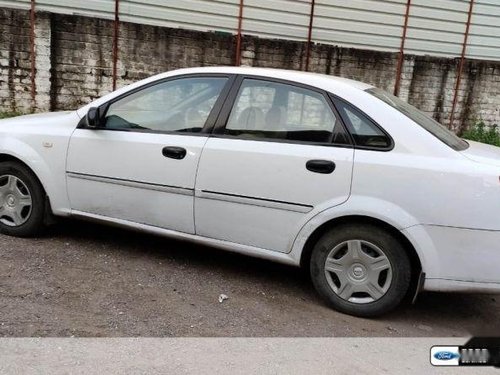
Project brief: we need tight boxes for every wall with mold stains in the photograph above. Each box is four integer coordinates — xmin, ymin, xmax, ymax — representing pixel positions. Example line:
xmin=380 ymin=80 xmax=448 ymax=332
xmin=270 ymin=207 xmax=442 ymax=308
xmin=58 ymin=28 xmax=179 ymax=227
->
xmin=0 ymin=8 xmax=33 ymax=113
xmin=1 ymin=7 xmax=499 ymax=131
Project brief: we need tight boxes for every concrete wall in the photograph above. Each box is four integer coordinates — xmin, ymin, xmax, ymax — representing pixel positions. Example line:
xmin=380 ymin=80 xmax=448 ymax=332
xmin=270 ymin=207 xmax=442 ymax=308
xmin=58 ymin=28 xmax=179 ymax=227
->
xmin=1 ymin=8 xmax=499 ymax=131
xmin=0 ymin=8 xmax=32 ymax=112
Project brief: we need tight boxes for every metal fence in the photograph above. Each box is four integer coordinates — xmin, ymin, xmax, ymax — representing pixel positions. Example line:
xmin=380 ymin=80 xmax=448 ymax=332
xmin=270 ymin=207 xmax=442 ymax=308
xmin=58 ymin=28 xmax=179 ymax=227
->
xmin=2 ymin=1 xmax=498 ymax=58
xmin=1 ymin=0 xmax=497 ymax=124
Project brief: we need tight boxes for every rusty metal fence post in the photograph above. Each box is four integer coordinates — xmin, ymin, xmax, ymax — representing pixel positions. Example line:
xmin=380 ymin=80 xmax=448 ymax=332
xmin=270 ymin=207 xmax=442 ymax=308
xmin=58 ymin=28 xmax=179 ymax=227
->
xmin=449 ymin=0 xmax=475 ymax=131
xmin=30 ymin=0 xmax=36 ymax=106
xmin=304 ymin=0 xmax=316 ymax=72
xmin=393 ymin=0 xmax=411 ymax=96
xmin=112 ymin=0 xmax=120 ymax=90
xmin=235 ymin=0 xmax=244 ymax=66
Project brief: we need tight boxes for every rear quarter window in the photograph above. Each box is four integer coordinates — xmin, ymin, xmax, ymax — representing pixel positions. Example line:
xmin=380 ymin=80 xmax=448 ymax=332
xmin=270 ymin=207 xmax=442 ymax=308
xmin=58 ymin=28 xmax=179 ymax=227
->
xmin=332 ymin=97 xmax=392 ymax=150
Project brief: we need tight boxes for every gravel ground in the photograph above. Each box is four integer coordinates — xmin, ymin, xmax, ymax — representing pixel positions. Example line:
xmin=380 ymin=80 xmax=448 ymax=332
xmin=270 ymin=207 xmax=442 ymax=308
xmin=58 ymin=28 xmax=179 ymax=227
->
xmin=0 ymin=219 xmax=499 ymax=337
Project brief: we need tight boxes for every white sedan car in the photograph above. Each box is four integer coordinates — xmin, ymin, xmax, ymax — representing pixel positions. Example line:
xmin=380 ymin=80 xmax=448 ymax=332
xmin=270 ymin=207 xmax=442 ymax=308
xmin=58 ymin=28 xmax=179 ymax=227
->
xmin=1 ymin=67 xmax=499 ymax=317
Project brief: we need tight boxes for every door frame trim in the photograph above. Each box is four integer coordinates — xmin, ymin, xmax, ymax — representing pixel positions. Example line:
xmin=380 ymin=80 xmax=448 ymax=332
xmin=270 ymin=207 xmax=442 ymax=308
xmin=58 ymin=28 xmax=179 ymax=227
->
xmin=210 ymin=74 xmax=354 ymax=148
xmin=77 ymin=73 xmax=238 ymax=135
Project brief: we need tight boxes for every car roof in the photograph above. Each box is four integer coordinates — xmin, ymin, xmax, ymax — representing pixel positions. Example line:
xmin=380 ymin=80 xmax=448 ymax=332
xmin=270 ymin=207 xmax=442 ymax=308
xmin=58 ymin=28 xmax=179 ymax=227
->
xmin=163 ymin=66 xmax=374 ymax=92
xmin=77 ymin=66 xmax=374 ymax=117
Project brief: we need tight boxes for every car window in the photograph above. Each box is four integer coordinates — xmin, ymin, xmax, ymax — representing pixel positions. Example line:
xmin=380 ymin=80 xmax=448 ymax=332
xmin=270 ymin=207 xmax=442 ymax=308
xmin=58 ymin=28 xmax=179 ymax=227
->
xmin=224 ymin=79 xmax=350 ymax=145
xmin=103 ymin=77 xmax=228 ymax=132
xmin=334 ymin=99 xmax=392 ymax=149
xmin=367 ymin=88 xmax=468 ymax=151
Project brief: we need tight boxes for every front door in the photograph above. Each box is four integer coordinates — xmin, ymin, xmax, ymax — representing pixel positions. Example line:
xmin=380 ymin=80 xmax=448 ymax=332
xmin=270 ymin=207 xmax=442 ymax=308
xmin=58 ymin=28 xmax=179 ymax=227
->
xmin=66 ymin=74 xmax=231 ymax=234
xmin=195 ymin=77 xmax=354 ymax=252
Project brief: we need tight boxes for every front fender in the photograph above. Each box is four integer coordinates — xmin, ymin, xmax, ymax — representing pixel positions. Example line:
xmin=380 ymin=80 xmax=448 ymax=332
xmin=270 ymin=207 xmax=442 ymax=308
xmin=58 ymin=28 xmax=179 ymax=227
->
xmin=0 ymin=136 xmax=71 ymax=216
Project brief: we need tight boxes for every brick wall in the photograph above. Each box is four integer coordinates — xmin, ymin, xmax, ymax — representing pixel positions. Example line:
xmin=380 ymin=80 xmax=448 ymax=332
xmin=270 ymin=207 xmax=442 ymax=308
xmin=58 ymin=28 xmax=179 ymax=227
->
xmin=0 ymin=8 xmax=32 ymax=113
xmin=1 ymin=7 xmax=499 ymax=132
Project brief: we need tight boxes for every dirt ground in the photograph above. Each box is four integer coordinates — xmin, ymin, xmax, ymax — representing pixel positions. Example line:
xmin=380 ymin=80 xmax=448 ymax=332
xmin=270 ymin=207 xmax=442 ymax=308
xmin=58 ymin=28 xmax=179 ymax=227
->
xmin=0 ymin=219 xmax=498 ymax=337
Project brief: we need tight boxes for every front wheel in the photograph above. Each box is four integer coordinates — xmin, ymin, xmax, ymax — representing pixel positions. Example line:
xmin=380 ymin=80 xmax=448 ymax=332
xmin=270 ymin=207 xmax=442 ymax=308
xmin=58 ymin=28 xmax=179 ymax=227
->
xmin=0 ymin=161 xmax=46 ymax=237
xmin=310 ymin=223 xmax=411 ymax=317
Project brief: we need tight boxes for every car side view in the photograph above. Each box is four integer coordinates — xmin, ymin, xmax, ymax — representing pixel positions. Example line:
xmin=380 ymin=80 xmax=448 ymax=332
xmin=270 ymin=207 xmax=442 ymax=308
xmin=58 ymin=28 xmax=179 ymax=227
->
xmin=1 ymin=67 xmax=499 ymax=317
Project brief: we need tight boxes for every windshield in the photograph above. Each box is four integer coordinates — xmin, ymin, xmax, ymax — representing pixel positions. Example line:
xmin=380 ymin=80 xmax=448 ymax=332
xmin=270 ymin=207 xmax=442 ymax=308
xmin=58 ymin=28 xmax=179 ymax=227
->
xmin=367 ymin=88 xmax=469 ymax=151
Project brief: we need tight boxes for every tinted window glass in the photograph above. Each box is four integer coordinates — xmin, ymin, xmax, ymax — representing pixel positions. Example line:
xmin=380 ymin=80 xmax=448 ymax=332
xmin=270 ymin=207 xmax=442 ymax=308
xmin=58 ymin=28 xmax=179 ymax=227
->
xmin=367 ymin=88 xmax=468 ymax=151
xmin=335 ymin=99 xmax=391 ymax=149
xmin=104 ymin=77 xmax=227 ymax=132
xmin=224 ymin=79 xmax=349 ymax=145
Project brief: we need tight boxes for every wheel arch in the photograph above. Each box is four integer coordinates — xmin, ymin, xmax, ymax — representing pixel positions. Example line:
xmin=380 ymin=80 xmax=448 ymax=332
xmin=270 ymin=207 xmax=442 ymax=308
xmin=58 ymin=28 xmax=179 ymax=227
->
xmin=299 ymin=215 xmax=423 ymax=300
xmin=0 ymin=153 xmax=47 ymax=192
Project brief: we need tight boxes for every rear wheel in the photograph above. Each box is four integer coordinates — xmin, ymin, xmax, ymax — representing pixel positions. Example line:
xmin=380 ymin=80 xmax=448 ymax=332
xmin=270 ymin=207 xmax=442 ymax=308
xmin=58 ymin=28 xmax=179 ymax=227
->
xmin=0 ymin=162 xmax=46 ymax=237
xmin=310 ymin=223 xmax=411 ymax=317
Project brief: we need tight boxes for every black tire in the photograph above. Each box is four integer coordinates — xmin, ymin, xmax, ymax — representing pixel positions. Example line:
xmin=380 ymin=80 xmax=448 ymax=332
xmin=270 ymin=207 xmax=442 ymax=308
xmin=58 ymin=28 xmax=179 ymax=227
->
xmin=0 ymin=161 xmax=46 ymax=237
xmin=310 ymin=223 xmax=411 ymax=317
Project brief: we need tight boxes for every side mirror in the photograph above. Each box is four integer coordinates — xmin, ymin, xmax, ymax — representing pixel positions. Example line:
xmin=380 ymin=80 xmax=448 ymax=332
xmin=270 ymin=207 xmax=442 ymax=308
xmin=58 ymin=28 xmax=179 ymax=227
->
xmin=86 ymin=107 xmax=101 ymax=128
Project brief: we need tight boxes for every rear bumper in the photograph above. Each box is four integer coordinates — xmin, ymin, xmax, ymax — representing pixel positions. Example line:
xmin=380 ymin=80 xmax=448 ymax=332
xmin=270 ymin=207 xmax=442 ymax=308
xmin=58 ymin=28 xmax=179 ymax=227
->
xmin=403 ymin=225 xmax=500 ymax=293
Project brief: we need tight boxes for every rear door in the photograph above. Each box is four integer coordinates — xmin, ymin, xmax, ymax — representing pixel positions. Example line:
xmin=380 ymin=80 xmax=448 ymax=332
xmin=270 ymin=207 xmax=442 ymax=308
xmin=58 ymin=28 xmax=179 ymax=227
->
xmin=194 ymin=77 xmax=354 ymax=252
xmin=66 ymin=74 xmax=233 ymax=234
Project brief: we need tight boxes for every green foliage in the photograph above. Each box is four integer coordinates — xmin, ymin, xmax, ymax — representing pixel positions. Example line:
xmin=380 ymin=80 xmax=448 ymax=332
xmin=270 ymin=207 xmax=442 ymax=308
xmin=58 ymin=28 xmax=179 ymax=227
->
xmin=0 ymin=112 xmax=22 ymax=120
xmin=462 ymin=122 xmax=500 ymax=147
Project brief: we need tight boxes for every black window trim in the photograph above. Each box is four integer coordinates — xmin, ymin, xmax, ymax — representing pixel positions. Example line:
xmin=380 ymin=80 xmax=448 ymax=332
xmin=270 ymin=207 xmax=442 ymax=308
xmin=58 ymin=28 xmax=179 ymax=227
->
xmin=210 ymin=75 xmax=354 ymax=149
xmin=329 ymin=93 xmax=395 ymax=152
xmin=77 ymin=73 xmax=238 ymax=136
xmin=76 ymin=72 xmax=392 ymax=151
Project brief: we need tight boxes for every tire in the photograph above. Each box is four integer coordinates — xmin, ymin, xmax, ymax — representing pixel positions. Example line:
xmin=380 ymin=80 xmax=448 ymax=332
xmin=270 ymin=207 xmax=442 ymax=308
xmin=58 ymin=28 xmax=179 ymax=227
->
xmin=0 ymin=161 xmax=46 ymax=237
xmin=310 ymin=223 xmax=411 ymax=317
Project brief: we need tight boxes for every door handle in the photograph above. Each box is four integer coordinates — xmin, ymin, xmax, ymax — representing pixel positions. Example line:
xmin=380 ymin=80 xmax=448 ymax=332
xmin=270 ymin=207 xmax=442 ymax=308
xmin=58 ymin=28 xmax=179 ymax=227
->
xmin=306 ymin=159 xmax=336 ymax=174
xmin=162 ymin=146 xmax=187 ymax=160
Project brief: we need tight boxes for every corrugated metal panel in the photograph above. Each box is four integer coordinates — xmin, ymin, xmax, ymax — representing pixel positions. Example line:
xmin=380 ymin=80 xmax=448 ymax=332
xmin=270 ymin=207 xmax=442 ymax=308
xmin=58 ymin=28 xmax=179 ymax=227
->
xmin=0 ymin=0 xmax=30 ymax=10
xmin=404 ymin=0 xmax=470 ymax=57
xmin=35 ymin=0 xmax=115 ymax=19
xmin=312 ymin=0 xmax=407 ymax=52
xmin=120 ymin=0 xmax=239 ymax=34
xmin=467 ymin=0 xmax=500 ymax=60
xmin=0 ymin=0 xmax=115 ymax=18
xmin=242 ymin=0 xmax=310 ymax=41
